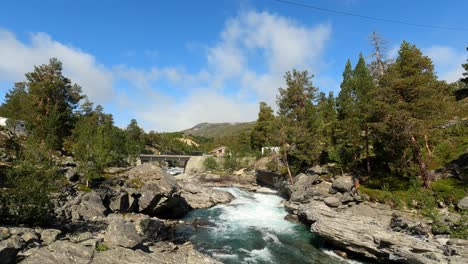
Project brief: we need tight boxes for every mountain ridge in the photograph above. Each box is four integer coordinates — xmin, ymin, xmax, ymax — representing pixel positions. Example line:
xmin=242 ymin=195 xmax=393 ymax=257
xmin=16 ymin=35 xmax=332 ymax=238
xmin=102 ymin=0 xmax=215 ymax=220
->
xmin=182 ymin=121 xmax=255 ymax=138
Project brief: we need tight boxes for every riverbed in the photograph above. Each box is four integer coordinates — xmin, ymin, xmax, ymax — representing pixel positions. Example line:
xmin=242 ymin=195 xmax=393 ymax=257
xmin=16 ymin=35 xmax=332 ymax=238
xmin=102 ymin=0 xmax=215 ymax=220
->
xmin=177 ymin=187 xmax=360 ymax=264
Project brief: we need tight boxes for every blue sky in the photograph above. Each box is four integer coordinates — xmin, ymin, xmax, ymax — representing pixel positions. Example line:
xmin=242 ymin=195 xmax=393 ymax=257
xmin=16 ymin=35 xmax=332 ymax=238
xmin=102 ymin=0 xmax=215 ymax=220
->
xmin=0 ymin=0 xmax=467 ymax=131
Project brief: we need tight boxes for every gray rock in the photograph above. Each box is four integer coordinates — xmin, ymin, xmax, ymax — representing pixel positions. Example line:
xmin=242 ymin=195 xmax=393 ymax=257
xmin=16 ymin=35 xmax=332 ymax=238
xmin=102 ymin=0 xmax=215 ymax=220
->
xmin=20 ymin=241 xmax=93 ymax=264
xmin=72 ymin=191 xmax=106 ymax=221
xmin=91 ymin=242 xmax=221 ymax=264
xmin=65 ymin=167 xmax=79 ymax=182
xmin=21 ymin=232 xmax=39 ymax=243
xmin=0 ymin=227 xmax=11 ymax=241
xmin=0 ymin=236 xmax=24 ymax=264
xmin=340 ymin=192 xmax=354 ymax=203
xmin=457 ymin=196 xmax=468 ymax=210
xmin=40 ymin=229 xmax=61 ymax=245
xmin=124 ymin=163 xmax=190 ymax=218
xmin=104 ymin=218 xmax=142 ymax=248
xmin=331 ymin=176 xmax=354 ymax=193
xmin=324 ymin=196 xmax=341 ymax=207
xmin=296 ymin=200 xmax=452 ymax=264
xmin=179 ymin=182 xmax=233 ymax=209
xmin=109 ymin=192 xmax=129 ymax=212
xmin=68 ymin=232 xmax=93 ymax=243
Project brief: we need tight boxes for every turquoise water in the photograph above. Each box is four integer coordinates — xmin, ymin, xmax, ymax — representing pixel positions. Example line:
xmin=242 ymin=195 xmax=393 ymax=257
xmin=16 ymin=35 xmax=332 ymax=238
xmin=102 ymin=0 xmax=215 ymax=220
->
xmin=177 ymin=188 xmax=357 ymax=264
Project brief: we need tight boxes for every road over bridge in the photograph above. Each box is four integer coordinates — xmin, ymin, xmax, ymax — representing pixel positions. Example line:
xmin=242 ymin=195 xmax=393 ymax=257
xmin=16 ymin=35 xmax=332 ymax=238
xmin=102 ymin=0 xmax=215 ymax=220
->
xmin=139 ymin=154 xmax=201 ymax=172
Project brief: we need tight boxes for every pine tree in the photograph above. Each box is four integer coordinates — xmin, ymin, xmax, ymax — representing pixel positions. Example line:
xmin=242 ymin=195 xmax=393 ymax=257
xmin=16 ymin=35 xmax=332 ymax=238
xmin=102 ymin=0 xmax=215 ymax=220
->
xmin=276 ymin=69 xmax=319 ymax=181
xmin=0 ymin=82 xmax=30 ymax=122
xmin=316 ymin=92 xmax=337 ymax=164
xmin=335 ymin=59 xmax=361 ymax=171
xmin=454 ymin=47 xmax=468 ymax=100
xmin=377 ymin=41 xmax=449 ymax=188
xmin=25 ymin=58 xmax=82 ymax=152
xmin=126 ymin=119 xmax=145 ymax=161
xmin=353 ymin=54 xmax=376 ymax=175
xmin=251 ymin=102 xmax=276 ymax=151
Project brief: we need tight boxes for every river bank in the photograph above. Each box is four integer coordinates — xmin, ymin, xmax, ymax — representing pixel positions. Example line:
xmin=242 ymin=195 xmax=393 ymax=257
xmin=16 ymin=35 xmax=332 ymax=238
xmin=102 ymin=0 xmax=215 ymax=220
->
xmin=278 ymin=172 xmax=468 ymax=264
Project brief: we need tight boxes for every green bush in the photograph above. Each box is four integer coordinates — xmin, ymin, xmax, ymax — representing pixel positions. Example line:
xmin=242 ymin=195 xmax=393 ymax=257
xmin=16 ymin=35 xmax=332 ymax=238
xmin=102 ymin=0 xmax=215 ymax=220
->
xmin=0 ymin=163 xmax=57 ymax=226
xmin=203 ymin=156 xmax=218 ymax=170
xmin=223 ymin=154 xmax=240 ymax=171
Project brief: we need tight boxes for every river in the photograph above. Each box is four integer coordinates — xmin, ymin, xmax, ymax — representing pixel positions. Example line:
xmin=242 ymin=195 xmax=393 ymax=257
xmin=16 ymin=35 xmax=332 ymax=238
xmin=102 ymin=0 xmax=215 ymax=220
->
xmin=176 ymin=187 xmax=361 ymax=264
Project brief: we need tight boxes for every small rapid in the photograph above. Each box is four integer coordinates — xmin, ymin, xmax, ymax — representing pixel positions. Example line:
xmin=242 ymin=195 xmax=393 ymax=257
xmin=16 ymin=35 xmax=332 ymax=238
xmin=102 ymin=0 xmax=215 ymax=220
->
xmin=176 ymin=187 xmax=355 ymax=264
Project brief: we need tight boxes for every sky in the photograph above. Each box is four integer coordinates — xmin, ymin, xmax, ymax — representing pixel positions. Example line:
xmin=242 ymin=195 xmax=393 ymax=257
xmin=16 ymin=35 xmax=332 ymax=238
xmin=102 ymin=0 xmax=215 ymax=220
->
xmin=0 ymin=0 xmax=467 ymax=132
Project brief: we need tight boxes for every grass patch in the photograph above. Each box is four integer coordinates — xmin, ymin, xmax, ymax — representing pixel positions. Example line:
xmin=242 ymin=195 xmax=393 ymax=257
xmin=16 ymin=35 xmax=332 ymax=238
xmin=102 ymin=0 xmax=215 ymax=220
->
xmin=95 ymin=242 xmax=108 ymax=251
xmin=77 ymin=183 xmax=92 ymax=192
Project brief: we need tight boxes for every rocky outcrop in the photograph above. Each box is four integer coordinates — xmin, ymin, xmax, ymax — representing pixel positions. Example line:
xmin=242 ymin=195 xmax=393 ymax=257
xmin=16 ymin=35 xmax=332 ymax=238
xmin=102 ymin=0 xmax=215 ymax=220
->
xmin=92 ymin=242 xmax=221 ymax=264
xmin=178 ymin=182 xmax=234 ymax=209
xmin=285 ymin=174 xmax=468 ymax=264
xmin=20 ymin=241 xmax=94 ymax=264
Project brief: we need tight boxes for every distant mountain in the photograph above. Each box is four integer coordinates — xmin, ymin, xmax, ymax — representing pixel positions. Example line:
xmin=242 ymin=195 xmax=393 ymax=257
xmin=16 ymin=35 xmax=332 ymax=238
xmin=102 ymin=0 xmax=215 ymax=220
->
xmin=182 ymin=122 xmax=255 ymax=138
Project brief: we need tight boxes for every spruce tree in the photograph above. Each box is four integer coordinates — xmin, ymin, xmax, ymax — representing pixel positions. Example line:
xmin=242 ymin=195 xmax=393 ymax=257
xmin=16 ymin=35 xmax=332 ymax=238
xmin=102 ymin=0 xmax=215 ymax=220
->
xmin=353 ymin=54 xmax=376 ymax=175
xmin=251 ymin=102 xmax=276 ymax=151
xmin=335 ymin=59 xmax=361 ymax=172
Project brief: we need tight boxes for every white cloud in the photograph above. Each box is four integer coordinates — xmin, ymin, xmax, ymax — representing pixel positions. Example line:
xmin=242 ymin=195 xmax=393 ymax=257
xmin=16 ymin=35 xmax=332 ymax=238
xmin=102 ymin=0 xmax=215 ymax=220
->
xmin=424 ymin=45 xmax=465 ymax=82
xmin=0 ymin=29 xmax=113 ymax=103
xmin=0 ymin=10 xmax=333 ymax=132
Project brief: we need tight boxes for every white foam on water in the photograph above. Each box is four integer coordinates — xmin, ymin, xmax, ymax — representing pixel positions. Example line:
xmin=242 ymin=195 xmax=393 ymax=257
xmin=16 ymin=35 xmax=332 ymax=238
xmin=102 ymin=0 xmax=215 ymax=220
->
xmin=211 ymin=188 xmax=296 ymax=235
xmin=243 ymin=247 xmax=274 ymax=264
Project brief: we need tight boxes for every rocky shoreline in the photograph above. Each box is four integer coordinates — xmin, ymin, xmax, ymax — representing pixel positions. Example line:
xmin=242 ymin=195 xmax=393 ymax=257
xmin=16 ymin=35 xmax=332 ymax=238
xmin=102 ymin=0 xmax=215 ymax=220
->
xmin=1 ymin=163 xmax=235 ymax=264
xmin=280 ymin=172 xmax=468 ymax=264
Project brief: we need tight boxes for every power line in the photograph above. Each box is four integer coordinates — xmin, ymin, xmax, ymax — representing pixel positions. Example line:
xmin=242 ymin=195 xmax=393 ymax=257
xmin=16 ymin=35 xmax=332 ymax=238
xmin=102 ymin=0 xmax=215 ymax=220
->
xmin=273 ymin=0 xmax=468 ymax=31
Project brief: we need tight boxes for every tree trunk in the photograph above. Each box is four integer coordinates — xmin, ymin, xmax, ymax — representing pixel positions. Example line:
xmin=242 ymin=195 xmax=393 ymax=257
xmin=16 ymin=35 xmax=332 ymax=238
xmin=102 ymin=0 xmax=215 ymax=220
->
xmin=410 ymin=135 xmax=431 ymax=188
xmin=365 ymin=125 xmax=371 ymax=176
xmin=282 ymin=143 xmax=294 ymax=185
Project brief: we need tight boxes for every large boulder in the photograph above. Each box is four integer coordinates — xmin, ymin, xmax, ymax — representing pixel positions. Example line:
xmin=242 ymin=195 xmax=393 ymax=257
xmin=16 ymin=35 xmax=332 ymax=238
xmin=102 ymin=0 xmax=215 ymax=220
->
xmin=20 ymin=241 xmax=93 ymax=264
xmin=323 ymin=196 xmax=341 ymax=207
xmin=457 ymin=196 xmax=468 ymax=210
xmin=72 ymin=191 xmax=107 ymax=221
xmin=289 ymin=173 xmax=320 ymax=202
xmin=109 ymin=192 xmax=129 ymax=212
xmin=331 ymin=176 xmax=354 ymax=193
xmin=179 ymin=182 xmax=233 ymax=209
xmin=40 ymin=229 xmax=61 ymax=245
xmin=296 ymin=201 xmax=452 ymax=264
xmin=123 ymin=163 xmax=191 ymax=219
xmin=104 ymin=218 xmax=142 ymax=248
xmin=0 ymin=236 xmax=24 ymax=264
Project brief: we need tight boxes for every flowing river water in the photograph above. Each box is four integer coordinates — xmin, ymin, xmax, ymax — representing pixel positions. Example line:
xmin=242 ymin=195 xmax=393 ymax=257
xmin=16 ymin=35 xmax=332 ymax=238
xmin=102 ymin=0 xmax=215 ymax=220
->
xmin=176 ymin=187 xmax=361 ymax=264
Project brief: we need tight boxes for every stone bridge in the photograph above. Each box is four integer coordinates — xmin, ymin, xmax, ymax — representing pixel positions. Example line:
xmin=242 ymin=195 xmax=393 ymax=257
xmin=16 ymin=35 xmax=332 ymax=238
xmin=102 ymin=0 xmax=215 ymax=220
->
xmin=139 ymin=154 xmax=201 ymax=172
